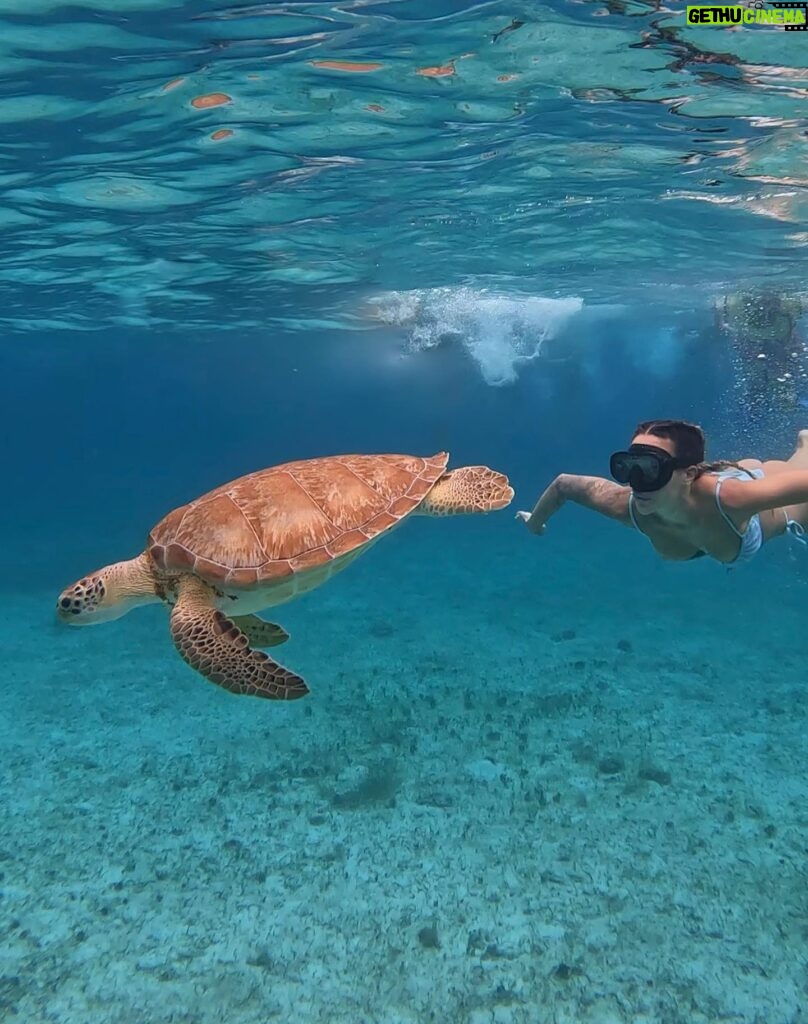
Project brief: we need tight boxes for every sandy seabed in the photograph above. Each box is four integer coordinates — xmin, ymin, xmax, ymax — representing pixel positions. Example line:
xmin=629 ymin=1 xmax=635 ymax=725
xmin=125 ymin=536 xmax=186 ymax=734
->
xmin=4 ymin=530 xmax=808 ymax=1024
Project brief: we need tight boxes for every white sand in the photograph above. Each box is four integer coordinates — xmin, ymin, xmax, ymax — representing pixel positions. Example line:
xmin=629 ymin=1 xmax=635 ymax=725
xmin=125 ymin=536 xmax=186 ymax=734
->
xmin=3 ymin=526 xmax=807 ymax=1023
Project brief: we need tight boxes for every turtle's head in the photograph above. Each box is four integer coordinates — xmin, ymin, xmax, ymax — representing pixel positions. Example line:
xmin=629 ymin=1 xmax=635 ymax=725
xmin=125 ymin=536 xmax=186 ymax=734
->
xmin=56 ymin=555 xmax=158 ymax=625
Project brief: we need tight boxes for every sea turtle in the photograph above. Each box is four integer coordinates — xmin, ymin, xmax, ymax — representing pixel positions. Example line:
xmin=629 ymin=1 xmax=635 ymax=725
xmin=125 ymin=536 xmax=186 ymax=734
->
xmin=57 ymin=452 xmax=513 ymax=700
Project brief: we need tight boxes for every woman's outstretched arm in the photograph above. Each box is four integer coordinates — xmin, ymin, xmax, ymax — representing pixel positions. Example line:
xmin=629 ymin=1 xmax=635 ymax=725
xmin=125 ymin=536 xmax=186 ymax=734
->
xmin=516 ymin=474 xmax=632 ymax=534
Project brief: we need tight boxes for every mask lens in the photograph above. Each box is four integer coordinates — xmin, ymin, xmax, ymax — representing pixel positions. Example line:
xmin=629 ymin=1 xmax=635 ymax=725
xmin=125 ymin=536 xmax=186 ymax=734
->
xmin=609 ymin=450 xmax=673 ymax=492
xmin=628 ymin=460 xmax=662 ymax=491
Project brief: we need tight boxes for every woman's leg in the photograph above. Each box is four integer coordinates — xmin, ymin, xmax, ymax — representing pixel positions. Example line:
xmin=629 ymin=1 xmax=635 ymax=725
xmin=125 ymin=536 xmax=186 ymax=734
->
xmin=757 ymin=432 xmax=808 ymax=537
xmin=757 ymin=430 xmax=808 ymax=475
xmin=784 ymin=430 xmax=808 ymax=470
xmin=766 ymin=431 xmax=808 ymax=532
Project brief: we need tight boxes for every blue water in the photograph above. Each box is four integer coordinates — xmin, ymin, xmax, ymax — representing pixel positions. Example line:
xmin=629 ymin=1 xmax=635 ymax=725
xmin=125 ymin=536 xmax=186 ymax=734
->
xmin=4 ymin=1 xmax=808 ymax=1021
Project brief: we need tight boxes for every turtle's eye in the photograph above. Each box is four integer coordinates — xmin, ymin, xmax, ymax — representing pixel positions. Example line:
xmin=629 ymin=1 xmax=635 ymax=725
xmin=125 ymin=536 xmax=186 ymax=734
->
xmin=60 ymin=597 xmax=71 ymax=609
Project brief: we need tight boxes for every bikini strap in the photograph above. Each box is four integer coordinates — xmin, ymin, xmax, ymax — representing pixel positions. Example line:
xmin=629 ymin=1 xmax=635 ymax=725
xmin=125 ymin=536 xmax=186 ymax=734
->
xmin=783 ymin=513 xmax=808 ymax=546
xmin=628 ymin=493 xmax=640 ymax=531
xmin=713 ymin=475 xmax=744 ymax=539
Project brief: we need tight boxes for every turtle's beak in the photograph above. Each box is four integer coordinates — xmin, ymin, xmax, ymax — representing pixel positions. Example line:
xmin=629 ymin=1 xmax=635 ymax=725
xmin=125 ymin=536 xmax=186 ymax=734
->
xmin=56 ymin=575 xmax=106 ymax=624
xmin=56 ymin=591 xmax=87 ymax=624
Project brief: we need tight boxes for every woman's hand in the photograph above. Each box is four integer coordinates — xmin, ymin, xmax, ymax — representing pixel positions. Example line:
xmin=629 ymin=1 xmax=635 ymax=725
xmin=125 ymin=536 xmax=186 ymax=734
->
xmin=515 ymin=510 xmax=547 ymax=535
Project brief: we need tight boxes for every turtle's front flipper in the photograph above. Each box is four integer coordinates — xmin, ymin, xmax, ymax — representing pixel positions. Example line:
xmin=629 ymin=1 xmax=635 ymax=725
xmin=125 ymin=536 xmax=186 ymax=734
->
xmin=419 ymin=466 xmax=514 ymax=515
xmin=232 ymin=616 xmax=289 ymax=648
xmin=169 ymin=576 xmax=308 ymax=700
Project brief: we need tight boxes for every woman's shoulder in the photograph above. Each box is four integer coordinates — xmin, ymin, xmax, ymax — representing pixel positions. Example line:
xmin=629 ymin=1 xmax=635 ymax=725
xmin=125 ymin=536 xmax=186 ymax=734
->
xmin=694 ymin=460 xmax=764 ymax=484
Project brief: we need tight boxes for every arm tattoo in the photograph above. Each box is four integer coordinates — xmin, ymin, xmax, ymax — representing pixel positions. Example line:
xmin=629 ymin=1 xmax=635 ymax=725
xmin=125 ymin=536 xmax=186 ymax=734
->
xmin=559 ymin=475 xmax=632 ymax=524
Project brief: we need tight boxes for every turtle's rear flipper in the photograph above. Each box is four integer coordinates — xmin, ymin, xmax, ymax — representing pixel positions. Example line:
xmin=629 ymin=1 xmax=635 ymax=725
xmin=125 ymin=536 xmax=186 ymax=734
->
xmin=169 ymin=577 xmax=308 ymax=700
xmin=419 ymin=466 xmax=513 ymax=516
xmin=232 ymin=615 xmax=289 ymax=647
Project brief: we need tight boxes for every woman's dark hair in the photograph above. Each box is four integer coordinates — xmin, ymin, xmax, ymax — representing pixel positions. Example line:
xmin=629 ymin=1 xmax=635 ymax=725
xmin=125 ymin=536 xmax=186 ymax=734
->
xmin=632 ymin=419 xmax=706 ymax=465
xmin=632 ymin=418 xmax=740 ymax=478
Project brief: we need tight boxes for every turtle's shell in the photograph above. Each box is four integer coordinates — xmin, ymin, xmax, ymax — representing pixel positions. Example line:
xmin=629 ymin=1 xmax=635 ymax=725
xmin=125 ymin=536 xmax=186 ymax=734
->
xmin=147 ymin=452 xmax=449 ymax=588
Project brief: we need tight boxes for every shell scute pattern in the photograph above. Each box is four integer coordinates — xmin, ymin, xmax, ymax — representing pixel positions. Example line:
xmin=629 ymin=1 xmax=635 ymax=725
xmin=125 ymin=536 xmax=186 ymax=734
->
xmin=148 ymin=453 xmax=450 ymax=587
